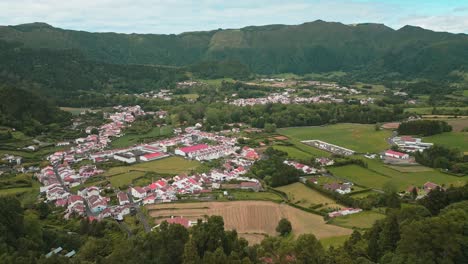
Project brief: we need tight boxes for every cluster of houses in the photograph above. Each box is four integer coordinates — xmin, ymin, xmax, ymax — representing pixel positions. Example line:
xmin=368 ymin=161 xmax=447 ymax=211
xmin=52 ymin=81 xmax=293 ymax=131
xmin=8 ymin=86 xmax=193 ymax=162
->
xmin=323 ymin=182 xmax=353 ymax=194
xmin=283 ymin=160 xmax=317 ymax=174
xmin=134 ymin=89 xmax=173 ymax=101
xmin=383 ymin=149 xmax=410 ymax=160
xmin=328 ymin=208 xmax=362 ymax=218
xmin=302 ymin=140 xmax=355 ymax=156
xmin=406 ymin=181 xmax=443 ymax=199
xmin=392 ymin=136 xmax=433 ymax=153
xmin=229 ymin=92 xmax=343 ymax=106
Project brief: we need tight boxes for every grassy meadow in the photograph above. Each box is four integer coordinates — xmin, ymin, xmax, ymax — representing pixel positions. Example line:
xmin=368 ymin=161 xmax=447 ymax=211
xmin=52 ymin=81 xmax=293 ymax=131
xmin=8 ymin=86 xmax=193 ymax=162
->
xmin=278 ymin=124 xmax=392 ymax=153
xmin=276 ymin=182 xmax=343 ymax=209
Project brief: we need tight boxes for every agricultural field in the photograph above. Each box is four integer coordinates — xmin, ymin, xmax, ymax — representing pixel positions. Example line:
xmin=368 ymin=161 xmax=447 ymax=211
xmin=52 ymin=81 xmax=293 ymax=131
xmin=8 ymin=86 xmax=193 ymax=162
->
xmin=330 ymin=158 xmax=467 ymax=191
xmin=329 ymin=210 xmax=386 ymax=229
xmin=107 ymin=171 xmax=146 ymax=188
xmin=278 ymin=124 xmax=392 ymax=153
xmin=226 ymin=191 xmax=283 ymax=202
xmin=444 ymin=118 xmax=468 ymax=132
xmin=111 ymin=126 xmax=173 ymax=148
xmin=328 ymin=165 xmax=391 ymax=190
xmin=423 ymin=132 xmax=468 ymax=151
xmin=104 ymin=156 xmax=199 ymax=176
xmin=405 ymin=107 xmax=468 ymax=115
xmin=276 ymin=182 xmax=342 ymax=209
xmin=147 ymin=201 xmax=352 ymax=244
xmin=272 ymin=145 xmax=314 ymax=160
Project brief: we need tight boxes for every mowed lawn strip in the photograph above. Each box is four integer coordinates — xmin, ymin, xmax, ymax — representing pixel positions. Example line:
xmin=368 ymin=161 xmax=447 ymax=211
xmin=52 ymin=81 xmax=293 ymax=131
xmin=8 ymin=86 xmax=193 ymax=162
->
xmin=276 ymin=182 xmax=343 ymax=209
xmin=278 ymin=124 xmax=391 ymax=153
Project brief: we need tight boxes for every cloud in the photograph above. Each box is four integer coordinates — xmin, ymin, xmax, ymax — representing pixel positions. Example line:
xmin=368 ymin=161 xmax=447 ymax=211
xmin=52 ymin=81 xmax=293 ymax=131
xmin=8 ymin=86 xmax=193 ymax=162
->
xmin=0 ymin=0 xmax=466 ymax=34
xmin=398 ymin=15 xmax=468 ymax=34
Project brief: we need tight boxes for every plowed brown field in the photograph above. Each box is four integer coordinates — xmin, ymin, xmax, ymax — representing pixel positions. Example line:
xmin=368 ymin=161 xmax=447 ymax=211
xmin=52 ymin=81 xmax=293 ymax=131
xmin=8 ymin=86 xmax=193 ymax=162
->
xmin=147 ymin=201 xmax=352 ymax=244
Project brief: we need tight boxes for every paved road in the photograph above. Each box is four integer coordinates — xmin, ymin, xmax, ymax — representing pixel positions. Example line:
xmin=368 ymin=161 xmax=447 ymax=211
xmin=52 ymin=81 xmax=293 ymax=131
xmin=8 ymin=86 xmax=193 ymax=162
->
xmin=126 ymin=190 xmax=151 ymax=233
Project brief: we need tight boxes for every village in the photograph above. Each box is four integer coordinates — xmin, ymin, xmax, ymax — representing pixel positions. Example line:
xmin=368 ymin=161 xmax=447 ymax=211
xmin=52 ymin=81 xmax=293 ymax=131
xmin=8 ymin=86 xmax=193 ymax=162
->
xmin=0 ymin=102 xmax=447 ymax=229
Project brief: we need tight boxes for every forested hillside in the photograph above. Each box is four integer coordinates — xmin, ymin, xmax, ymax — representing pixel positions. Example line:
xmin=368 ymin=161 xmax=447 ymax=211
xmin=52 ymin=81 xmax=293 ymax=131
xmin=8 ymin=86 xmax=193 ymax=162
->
xmin=1 ymin=21 xmax=468 ymax=79
xmin=0 ymin=40 xmax=186 ymax=99
xmin=0 ymin=86 xmax=71 ymax=135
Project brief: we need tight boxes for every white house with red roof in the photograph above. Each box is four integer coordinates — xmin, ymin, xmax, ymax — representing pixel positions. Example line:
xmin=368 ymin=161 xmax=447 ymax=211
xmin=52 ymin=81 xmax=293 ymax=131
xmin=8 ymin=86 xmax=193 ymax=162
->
xmin=384 ymin=150 xmax=409 ymax=159
xmin=118 ymin=192 xmax=130 ymax=205
xmin=143 ymin=194 xmax=157 ymax=205
xmin=140 ymin=152 xmax=169 ymax=162
xmin=175 ymin=144 xmax=209 ymax=157
xmin=131 ymin=186 xmax=147 ymax=199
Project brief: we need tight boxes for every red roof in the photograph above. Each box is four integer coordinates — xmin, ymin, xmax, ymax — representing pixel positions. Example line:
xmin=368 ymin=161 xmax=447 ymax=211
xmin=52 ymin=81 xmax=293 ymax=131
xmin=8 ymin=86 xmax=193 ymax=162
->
xmin=142 ymin=152 xmax=164 ymax=159
xmin=166 ymin=217 xmax=190 ymax=228
xmin=385 ymin=150 xmax=407 ymax=157
xmin=178 ymin=144 xmax=209 ymax=153
xmin=401 ymin=136 xmax=416 ymax=142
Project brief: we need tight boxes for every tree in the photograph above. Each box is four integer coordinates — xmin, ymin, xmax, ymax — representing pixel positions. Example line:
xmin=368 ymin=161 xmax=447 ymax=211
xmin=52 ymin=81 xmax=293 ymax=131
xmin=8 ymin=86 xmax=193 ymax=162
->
xmin=294 ymin=234 xmax=324 ymax=264
xmin=183 ymin=239 xmax=201 ymax=264
xmin=264 ymin=123 xmax=277 ymax=133
xmin=276 ymin=218 xmax=292 ymax=236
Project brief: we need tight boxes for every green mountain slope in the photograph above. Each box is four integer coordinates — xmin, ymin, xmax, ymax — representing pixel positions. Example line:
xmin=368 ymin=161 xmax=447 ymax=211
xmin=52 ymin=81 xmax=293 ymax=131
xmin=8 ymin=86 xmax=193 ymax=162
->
xmin=1 ymin=20 xmax=467 ymax=79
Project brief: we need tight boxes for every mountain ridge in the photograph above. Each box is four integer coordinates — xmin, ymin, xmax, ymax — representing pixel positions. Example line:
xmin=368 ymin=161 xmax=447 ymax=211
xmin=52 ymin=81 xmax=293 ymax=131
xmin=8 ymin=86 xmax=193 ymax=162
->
xmin=1 ymin=20 xmax=468 ymax=79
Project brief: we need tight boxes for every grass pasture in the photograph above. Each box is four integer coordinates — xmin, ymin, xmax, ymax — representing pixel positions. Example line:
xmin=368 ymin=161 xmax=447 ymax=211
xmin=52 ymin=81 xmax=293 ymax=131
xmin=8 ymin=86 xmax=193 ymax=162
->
xmin=330 ymin=158 xmax=467 ymax=191
xmin=147 ymin=201 xmax=352 ymax=244
xmin=103 ymin=157 xmax=200 ymax=188
xmin=329 ymin=165 xmax=391 ymax=189
xmin=329 ymin=211 xmax=386 ymax=229
xmin=276 ymin=182 xmax=342 ymax=209
xmin=278 ymin=124 xmax=392 ymax=153
xmin=423 ymin=132 xmax=468 ymax=151
xmin=272 ymin=145 xmax=314 ymax=160
xmin=111 ymin=126 xmax=173 ymax=148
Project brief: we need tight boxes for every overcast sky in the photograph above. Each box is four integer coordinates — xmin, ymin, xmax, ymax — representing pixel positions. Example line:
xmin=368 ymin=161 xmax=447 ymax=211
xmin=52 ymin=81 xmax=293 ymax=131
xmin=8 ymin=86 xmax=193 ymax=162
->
xmin=1 ymin=0 xmax=467 ymax=34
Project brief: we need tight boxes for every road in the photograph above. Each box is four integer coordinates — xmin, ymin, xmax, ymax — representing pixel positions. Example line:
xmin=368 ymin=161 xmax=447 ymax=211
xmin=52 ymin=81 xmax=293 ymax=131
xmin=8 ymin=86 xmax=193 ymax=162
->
xmin=126 ymin=190 xmax=151 ymax=233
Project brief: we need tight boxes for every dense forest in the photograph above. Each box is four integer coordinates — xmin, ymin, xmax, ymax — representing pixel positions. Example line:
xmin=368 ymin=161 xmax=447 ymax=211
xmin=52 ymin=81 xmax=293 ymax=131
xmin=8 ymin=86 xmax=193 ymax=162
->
xmin=0 ymin=86 xmax=71 ymax=135
xmin=0 ymin=40 xmax=186 ymax=99
xmin=1 ymin=21 xmax=468 ymax=80
xmin=397 ymin=120 xmax=452 ymax=136
xmin=0 ymin=184 xmax=467 ymax=263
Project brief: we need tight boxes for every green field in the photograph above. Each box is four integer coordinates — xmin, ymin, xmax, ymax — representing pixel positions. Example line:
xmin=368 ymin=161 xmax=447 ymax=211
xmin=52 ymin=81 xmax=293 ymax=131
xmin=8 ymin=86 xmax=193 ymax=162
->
xmin=180 ymin=94 xmax=199 ymax=100
xmin=229 ymin=191 xmax=283 ymax=201
xmin=278 ymin=124 xmax=392 ymax=153
xmin=329 ymin=165 xmax=391 ymax=189
xmin=330 ymin=158 xmax=467 ymax=191
xmin=329 ymin=211 xmax=386 ymax=229
xmin=405 ymin=107 xmax=468 ymax=115
xmin=272 ymin=145 xmax=314 ymax=159
xmin=463 ymin=90 xmax=468 ymax=97
xmin=320 ymin=235 xmax=351 ymax=249
xmin=104 ymin=156 xmax=200 ymax=177
xmin=276 ymin=182 xmax=343 ymax=209
xmin=108 ymin=171 xmax=146 ymax=188
xmin=111 ymin=126 xmax=173 ymax=148
xmin=424 ymin=132 xmax=468 ymax=151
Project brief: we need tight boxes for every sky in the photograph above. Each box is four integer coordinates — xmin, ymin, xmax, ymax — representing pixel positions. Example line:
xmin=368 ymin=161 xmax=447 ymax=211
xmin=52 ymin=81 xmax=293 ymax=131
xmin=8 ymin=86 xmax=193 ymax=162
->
xmin=0 ymin=0 xmax=467 ymax=34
